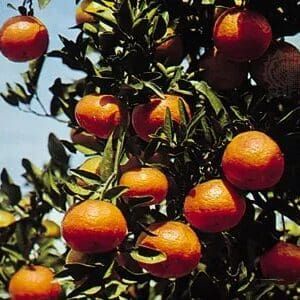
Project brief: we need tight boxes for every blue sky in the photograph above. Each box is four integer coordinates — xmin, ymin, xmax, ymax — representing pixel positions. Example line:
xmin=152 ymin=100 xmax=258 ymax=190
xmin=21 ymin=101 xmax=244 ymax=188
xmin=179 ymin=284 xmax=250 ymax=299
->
xmin=0 ymin=0 xmax=82 ymax=184
xmin=0 ymin=1 xmax=299 ymax=185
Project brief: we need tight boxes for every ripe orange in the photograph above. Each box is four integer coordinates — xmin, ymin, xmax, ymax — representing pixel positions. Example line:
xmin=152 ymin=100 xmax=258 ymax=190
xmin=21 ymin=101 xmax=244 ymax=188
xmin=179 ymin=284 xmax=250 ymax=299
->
xmin=260 ymin=242 xmax=300 ymax=283
xmin=70 ymin=128 xmax=99 ymax=150
xmin=119 ymin=167 xmax=169 ymax=205
xmin=213 ymin=8 xmax=272 ymax=62
xmin=76 ymin=156 xmax=102 ymax=186
xmin=222 ymin=131 xmax=285 ymax=190
xmin=154 ymin=28 xmax=184 ymax=65
xmin=199 ymin=47 xmax=248 ymax=90
xmin=132 ymin=94 xmax=191 ymax=141
xmin=75 ymin=94 xmax=127 ymax=139
xmin=136 ymin=221 xmax=201 ymax=278
xmin=184 ymin=179 xmax=246 ymax=232
xmin=0 ymin=210 xmax=15 ymax=228
xmin=62 ymin=199 xmax=128 ymax=253
xmin=9 ymin=265 xmax=61 ymax=300
xmin=250 ymin=41 xmax=300 ymax=96
xmin=42 ymin=219 xmax=61 ymax=238
xmin=0 ymin=16 xmax=49 ymax=62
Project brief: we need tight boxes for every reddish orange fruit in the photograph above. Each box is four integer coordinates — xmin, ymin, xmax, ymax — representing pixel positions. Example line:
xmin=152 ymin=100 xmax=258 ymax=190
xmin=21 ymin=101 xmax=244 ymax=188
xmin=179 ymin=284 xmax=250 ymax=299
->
xmin=62 ymin=199 xmax=128 ymax=253
xmin=213 ymin=8 xmax=272 ymax=62
xmin=9 ymin=265 xmax=61 ymax=300
xmin=0 ymin=16 xmax=49 ymax=62
xmin=132 ymin=94 xmax=191 ymax=141
xmin=222 ymin=131 xmax=285 ymax=190
xmin=250 ymin=41 xmax=300 ymax=96
xmin=199 ymin=47 xmax=248 ymax=90
xmin=260 ymin=242 xmax=300 ymax=283
xmin=154 ymin=28 xmax=184 ymax=65
xmin=75 ymin=94 xmax=127 ymax=139
xmin=136 ymin=221 xmax=201 ymax=278
xmin=184 ymin=179 xmax=246 ymax=232
xmin=119 ymin=167 xmax=169 ymax=205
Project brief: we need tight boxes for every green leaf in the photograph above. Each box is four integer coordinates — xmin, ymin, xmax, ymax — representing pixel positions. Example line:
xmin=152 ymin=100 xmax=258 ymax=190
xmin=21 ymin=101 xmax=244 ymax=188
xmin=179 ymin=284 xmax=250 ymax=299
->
xmin=48 ymin=133 xmax=69 ymax=166
xmin=152 ymin=15 xmax=167 ymax=41
xmin=100 ymin=133 xmax=115 ymax=182
xmin=70 ymin=169 xmax=102 ymax=186
xmin=163 ymin=107 xmax=173 ymax=143
xmin=64 ymin=181 xmax=93 ymax=197
xmin=105 ymin=280 xmax=128 ymax=299
xmin=130 ymin=246 xmax=167 ymax=264
xmin=38 ymin=0 xmax=51 ymax=9
xmin=117 ymin=0 xmax=134 ymax=33
xmin=186 ymin=107 xmax=206 ymax=138
xmin=103 ymin=186 xmax=128 ymax=200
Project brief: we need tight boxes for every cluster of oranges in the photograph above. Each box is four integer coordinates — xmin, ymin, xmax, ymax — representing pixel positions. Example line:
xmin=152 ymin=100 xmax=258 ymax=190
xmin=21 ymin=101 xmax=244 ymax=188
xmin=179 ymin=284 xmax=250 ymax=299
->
xmin=1 ymin=1 xmax=299 ymax=299
xmin=67 ymin=84 xmax=296 ymax=284
xmin=200 ymin=7 xmax=300 ymax=94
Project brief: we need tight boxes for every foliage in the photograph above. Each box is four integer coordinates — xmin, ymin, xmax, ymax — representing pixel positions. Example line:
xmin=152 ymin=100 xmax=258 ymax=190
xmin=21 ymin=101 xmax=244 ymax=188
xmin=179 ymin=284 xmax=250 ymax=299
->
xmin=0 ymin=0 xmax=299 ymax=299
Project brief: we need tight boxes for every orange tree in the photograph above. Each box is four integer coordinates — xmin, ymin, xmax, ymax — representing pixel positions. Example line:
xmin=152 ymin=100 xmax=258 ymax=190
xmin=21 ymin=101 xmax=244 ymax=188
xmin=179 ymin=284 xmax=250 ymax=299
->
xmin=0 ymin=0 xmax=299 ymax=299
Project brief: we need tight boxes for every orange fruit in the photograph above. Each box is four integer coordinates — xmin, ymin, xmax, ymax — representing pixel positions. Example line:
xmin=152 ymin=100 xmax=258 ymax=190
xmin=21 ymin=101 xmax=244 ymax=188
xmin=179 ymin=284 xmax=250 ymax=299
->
xmin=119 ymin=167 xmax=169 ymax=205
xmin=70 ymin=128 xmax=99 ymax=150
xmin=132 ymin=94 xmax=191 ymax=141
xmin=9 ymin=265 xmax=61 ymax=300
xmin=136 ymin=221 xmax=201 ymax=278
xmin=0 ymin=16 xmax=49 ymax=62
xmin=222 ymin=131 xmax=285 ymax=190
xmin=154 ymin=28 xmax=184 ymax=65
xmin=213 ymin=8 xmax=272 ymax=62
xmin=199 ymin=47 xmax=248 ymax=90
xmin=250 ymin=41 xmax=300 ymax=96
xmin=75 ymin=94 xmax=127 ymax=139
xmin=76 ymin=156 xmax=102 ymax=186
xmin=0 ymin=210 xmax=15 ymax=228
xmin=260 ymin=242 xmax=300 ymax=283
xmin=62 ymin=199 xmax=128 ymax=253
xmin=184 ymin=179 xmax=246 ymax=232
xmin=42 ymin=219 xmax=60 ymax=238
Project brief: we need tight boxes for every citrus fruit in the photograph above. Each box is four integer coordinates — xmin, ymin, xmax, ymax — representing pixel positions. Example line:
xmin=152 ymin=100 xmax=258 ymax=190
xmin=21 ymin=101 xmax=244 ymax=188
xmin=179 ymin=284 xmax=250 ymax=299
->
xmin=75 ymin=94 xmax=127 ymax=139
xmin=62 ymin=199 xmax=128 ymax=253
xmin=0 ymin=210 xmax=15 ymax=228
xmin=222 ymin=131 xmax=285 ymax=190
xmin=213 ymin=8 xmax=272 ymax=62
xmin=9 ymin=265 xmax=61 ymax=300
xmin=260 ymin=242 xmax=300 ymax=283
xmin=132 ymin=94 xmax=191 ymax=141
xmin=42 ymin=219 xmax=60 ymax=238
xmin=199 ymin=47 xmax=248 ymax=90
xmin=184 ymin=179 xmax=246 ymax=232
xmin=76 ymin=156 xmax=102 ymax=186
xmin=0 ymin=16 xmax=49 ymax=62
xmin=136 ymin=221 xmax=201 ymax=278
xmin=154 ymin=28 xmax=184 ymax=65
xmin=250 ymin=41 xmax=300 ymax=96
xmin=119 ymin=167 xmax=169 ymax=205
xmin=70 ymin=128 xmax=99 ymax=150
